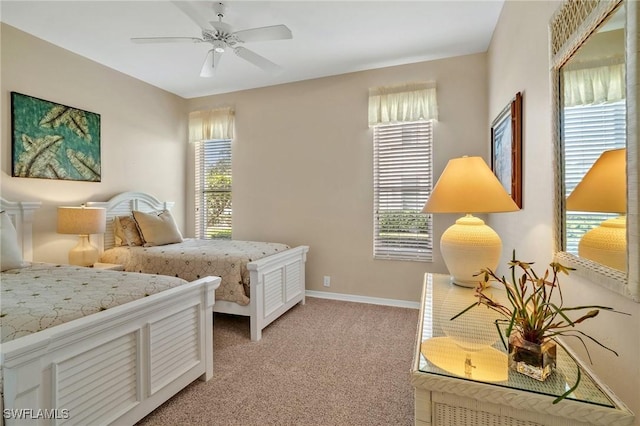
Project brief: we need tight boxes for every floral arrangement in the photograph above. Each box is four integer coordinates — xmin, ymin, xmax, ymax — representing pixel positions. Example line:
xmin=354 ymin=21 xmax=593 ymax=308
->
xmin=452 ymin=250 xmax=626 ymax=362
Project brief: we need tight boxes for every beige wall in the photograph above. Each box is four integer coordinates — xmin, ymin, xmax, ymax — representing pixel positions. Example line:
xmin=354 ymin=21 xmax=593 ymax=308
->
xmin=186 ymin=53 xmax=488 ymax=302
xmin=488 ymin=1 xmax=639 ymax=419
xmin=0 ymin=24 xmax=188 ymax=263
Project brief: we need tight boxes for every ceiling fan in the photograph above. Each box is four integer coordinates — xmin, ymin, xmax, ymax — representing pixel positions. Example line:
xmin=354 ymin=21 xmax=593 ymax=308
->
xmin=131 ymin=1 xmax=292 ymax=77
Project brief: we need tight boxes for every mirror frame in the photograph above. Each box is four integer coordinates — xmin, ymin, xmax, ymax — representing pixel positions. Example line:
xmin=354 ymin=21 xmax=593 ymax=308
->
xmin=551 ymin=0 xmax=639 ymax=302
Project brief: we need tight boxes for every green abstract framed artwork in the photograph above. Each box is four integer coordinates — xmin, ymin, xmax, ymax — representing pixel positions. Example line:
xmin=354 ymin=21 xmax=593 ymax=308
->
xmin=11 ymin=92 xmax=101 ymax=181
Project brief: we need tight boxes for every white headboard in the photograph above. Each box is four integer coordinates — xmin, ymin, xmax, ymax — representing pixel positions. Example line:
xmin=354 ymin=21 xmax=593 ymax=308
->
xmin=1 ymin=197 xmax=42 ymax=261
xmin=86 ymin=192 xmax=174 ymax=252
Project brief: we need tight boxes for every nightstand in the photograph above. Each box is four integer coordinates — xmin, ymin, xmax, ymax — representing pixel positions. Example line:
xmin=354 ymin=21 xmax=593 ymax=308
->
xmin=92 ymin=262 xmax=125 ymax=271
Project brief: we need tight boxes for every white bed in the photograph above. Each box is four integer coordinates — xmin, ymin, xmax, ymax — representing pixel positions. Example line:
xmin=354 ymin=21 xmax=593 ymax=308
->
xmin=87 ymin=191 xmax=309 ymax=342
xmin=0 ymin=197 xmax=221 ymax=426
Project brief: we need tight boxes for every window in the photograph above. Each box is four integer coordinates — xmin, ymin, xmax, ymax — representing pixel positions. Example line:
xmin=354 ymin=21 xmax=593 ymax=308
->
xmin=195 ymin=139 xmax=232 ymax=239
xmin=373 ymin=121 xmax=433 ymax=261
xmin=563 ymin=100 xmax=625 ymax=253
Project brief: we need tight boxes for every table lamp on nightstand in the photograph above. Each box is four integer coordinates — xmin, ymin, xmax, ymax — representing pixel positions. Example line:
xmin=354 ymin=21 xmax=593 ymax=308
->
xmin=57 ymin=206 xmax=106 ymax=267
xmin=422 ymin=156 xmax=519 ymax=287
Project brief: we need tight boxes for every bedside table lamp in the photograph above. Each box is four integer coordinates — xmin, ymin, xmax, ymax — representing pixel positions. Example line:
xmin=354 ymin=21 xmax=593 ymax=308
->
xmin=422 ymin=156 xmax=519 ymax=287
xmin=566 ymin=148 xmax=626 ymax=271
xmin=57 ymin=206 xmax=106 ymax=267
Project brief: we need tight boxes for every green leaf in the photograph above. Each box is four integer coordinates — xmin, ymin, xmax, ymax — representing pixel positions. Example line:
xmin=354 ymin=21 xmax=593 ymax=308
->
xmin=39 ymin=105 xmax=69 ymax=128
xmin=66 ymin=148 xmax=100 ymax=181
xmin=40 ymin=105 xmax=92 ymax=142
xmin=553 ymin=366 xmax=581 ymax=404
xmin=450 ymin=302 xmax=479 ymax=321
xmin=15 ymin=134 xmax=65 ymax=178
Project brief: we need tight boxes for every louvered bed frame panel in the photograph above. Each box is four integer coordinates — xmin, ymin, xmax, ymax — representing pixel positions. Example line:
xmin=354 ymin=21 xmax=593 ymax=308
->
xmin=1 ymin=197 xmax=220 ymax=426
xmin=88 ymin=191 xmax=309 ymax=341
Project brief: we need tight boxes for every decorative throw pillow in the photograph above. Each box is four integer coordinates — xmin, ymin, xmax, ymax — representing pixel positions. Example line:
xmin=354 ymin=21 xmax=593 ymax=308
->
xmin=113 ymin=215 xmax=144 ymax=246
xmin=132 ymin=210 xmax=183 ymax=247
xmin=1 ymin=211 xmax=25 ymax=271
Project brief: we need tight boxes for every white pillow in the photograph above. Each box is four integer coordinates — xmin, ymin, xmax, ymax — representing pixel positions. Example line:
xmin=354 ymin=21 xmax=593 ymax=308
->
xmin=1 ymin=211 xmax=24 ymax=271
xmin=132 ymin=210 xmax=183 ymax=247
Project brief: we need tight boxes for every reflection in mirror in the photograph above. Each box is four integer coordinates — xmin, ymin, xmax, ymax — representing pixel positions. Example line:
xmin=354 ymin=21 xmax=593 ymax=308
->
xmin=566 ymin=147 xmax=626 ymax=270
xmin=560 ymin=5 xmax=626 ymax=271
xmin=551 ymin=0 xmax=640 ymax=301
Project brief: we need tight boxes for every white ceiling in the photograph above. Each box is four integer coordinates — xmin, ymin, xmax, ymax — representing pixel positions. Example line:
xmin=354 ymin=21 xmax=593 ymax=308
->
xmin=0 ymin=1 xmax=504 ymax=99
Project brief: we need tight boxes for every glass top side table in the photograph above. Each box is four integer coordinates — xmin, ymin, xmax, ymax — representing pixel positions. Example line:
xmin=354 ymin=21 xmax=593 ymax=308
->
xmin=410 ymin=272 xmax=634 ymax=426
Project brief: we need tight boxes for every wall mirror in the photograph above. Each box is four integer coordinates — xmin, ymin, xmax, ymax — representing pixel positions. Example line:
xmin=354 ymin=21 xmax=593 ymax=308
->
xmin=551 ymin=0 xmax=639 ymax=301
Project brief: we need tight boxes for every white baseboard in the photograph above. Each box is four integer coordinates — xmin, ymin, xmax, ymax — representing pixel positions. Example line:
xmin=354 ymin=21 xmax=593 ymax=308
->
xmin=305 ymin=290 xmax=419 ymax=309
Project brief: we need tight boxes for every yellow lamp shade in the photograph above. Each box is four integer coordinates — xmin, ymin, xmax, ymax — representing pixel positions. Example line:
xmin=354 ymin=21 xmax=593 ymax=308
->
xmin=566 ymin=148 xmax=626 ymax=213
xmin=423 ymin=156 xmax=519 ymax=214
xmin=57 ymin=207 xmax=106 ymax=235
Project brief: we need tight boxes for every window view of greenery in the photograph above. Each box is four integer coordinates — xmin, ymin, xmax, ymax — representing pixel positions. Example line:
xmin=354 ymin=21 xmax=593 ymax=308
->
xmin=373 ymin=122 xmax=433 ymax=261
xmin=197 ymin=140 xmax=232 ymax=239
xmin=564 ymin=101 xmax=625 ymax=253
xmin=377 ymin=210 xmax=431 ymax=250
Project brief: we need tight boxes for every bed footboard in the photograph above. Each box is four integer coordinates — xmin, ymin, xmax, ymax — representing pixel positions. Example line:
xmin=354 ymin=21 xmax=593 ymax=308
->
xmin=213 ymin=245 xmax=308 ymax=341
xmin=2 ymin=276 xmax=220 ymax=426
xmin=248 ymin=245 xmax=309 ymax=341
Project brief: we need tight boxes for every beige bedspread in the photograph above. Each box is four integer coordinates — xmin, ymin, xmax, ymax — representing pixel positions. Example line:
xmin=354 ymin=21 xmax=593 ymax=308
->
xmin=1 ymin=263 xmax=189 ymax=343
xmin=99 ymin=239 xmax=290 ymax=306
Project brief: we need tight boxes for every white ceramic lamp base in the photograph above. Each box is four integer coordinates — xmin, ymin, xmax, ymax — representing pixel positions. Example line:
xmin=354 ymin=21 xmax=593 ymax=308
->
xmin=578 ymin=216 xmax=626 ymax=272
xmin=441 ymin=214 xmax=502 ymax=287
xmin=69 ymin=234 xmax=100 ymax=267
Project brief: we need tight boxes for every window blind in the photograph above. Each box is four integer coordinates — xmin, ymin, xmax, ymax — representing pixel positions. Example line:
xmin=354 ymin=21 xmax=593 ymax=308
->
xmin=373 ymin=121 xmax=433 ymax=261
xmin=195 ymin=139 xmax=232 ymax=239
xmin=563 ymin=100 xmax=625 ymax=253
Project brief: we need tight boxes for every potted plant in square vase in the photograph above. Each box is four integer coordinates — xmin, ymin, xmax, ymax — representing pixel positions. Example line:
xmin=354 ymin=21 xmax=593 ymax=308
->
xmin=452 ymin=251 xmax=627 ymax=395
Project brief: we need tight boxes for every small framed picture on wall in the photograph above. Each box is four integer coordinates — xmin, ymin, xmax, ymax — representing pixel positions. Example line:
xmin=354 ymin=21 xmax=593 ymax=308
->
xmin=491 ymin=92 xmax=523 ymax=208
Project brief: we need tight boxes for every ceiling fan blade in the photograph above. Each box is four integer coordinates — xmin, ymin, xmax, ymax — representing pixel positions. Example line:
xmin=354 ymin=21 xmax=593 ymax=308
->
xmin=171 ymin=1 xmax=212 ymax=30
xmin=131 ymin=37 xmax=204 ymax=44
xmin=234 ymin=47 xmax=282 ymax=74
xmin=233 ymin=24 xmax=292 ymax=43
xmin=200 ymin=49 xmax=223 ymax=78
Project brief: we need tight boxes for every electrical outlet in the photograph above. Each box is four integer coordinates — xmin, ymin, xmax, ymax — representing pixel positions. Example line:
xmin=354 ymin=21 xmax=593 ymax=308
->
xmin=323 ymin=276 xmax=331 ymax=287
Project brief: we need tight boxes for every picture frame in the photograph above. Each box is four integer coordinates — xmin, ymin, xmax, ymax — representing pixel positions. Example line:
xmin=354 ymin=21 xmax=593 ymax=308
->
xmin=11 ymin=92 xmax=101 ymax=182
xmin=491 ymin=92 xmax=523 ymax=208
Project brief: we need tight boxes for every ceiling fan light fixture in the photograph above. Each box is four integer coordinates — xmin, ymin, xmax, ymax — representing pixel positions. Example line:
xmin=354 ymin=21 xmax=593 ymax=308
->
xmin=213 ymin=40 xmax=225 ymax=53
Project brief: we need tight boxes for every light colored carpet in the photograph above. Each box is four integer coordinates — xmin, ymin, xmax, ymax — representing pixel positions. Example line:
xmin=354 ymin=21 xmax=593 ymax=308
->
xmin=137 ymin=297 xmax=419 ymax=426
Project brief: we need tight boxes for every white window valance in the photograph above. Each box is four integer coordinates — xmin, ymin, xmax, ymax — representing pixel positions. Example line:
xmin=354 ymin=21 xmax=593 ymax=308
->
xmin=368 ymin=82 xmax=438 ymax=127
xmin=189 ymin=107 xmax=235 ymax=142
xmin=563 ymin=62 xmax=625 ymax=107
